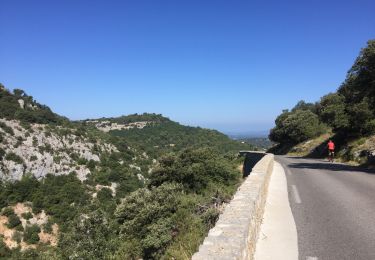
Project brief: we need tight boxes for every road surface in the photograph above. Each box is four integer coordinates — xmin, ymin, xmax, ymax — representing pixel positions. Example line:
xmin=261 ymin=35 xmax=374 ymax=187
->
xmin=276 ymin=156 xmax=375 ymax=260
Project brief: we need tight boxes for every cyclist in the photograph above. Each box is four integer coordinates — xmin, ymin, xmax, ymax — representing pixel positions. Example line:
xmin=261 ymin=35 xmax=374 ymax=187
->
xmin=327 ymin=140 xmax=335 ymax=162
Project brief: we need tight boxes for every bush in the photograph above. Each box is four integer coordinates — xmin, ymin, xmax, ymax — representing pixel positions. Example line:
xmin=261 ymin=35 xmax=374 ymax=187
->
xmin=5 ymin=152 xmax=24 ymax=164
xmin=347 ymin=98 xmax=375 ymax=135
xmin=22 ymin=212 xmax=33 ymax=220
xmin=24 ymin=224 xmax=41 ymax=244
xmin=1 ymin=207 xmax=14 ymax=217
xmin=318 ymin=93 xmax=349 ymax=131
xmin=269 ymin=110 xmax=326 ymax=144
xmin=0 ymin=122 xmax=14 ymax=135
xmin=93 ymin=171 xmax=111 ymax=185
xmin=97 ymin=188 xmax=113 ymax=203
xmin=201 ymin=207 xmax=220 ymax=229
xmin=7 ymin=214 xmax=21 ymax=228
xmin=1 ymin=175 xmax=40 ymax=204
xmin=150 ymin=148 xmax=239 ymax=193
xmin=0 ymin=148 xmax=5 ymax=160
xmin=58 ymin=210 xmax=115 ymax=259
xmin=20 ymin=121 xmax=31 ymax=130
xmin=87 ymin=160 xmax=96 ymax=171
xmin=112 ymin=239 xmax=142 ymax=260
xmin=30 ymin=173 xmax=90 ymax=223
xmin=53 ymin=156 xmax=61 ymax=164
xmin=15 ymin=224 xmax=24 ymax=232
xmin=115 ymin=183 xmax=183 ymax=258
xmin=43 ymin=220 xmax=53 ymax=234
xmin=77 ymin=157 xmax=88 ymax=165
xmin=0 ymin=238 xmax=11 ymax=258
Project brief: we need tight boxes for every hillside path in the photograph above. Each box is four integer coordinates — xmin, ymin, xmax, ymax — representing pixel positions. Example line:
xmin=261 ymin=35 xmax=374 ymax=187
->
xmin=276 ymin=156 xmax=375 ymax=260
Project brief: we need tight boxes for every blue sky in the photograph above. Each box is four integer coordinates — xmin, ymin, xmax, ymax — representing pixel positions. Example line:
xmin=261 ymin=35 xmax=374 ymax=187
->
xmin=1 ymin=0 xmax=374 ymax=134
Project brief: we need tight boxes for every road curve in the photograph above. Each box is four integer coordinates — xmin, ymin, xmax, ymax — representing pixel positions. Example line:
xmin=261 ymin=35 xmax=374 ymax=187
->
xmin=276 ymin=156 xmax=375 ymax=260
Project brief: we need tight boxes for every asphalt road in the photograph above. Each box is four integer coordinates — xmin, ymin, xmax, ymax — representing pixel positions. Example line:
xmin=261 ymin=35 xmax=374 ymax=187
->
xmin=276 ymin=156 xmax=375 ymax=260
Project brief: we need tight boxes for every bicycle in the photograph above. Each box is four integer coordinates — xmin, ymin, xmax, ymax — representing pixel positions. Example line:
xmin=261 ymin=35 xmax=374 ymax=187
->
xmin=328 ymin=150 xmax=334 ymax=162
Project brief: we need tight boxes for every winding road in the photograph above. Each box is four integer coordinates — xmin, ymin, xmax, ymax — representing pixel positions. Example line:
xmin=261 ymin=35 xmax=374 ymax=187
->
xmin=277 ymin=156 xmax=375 ymax=260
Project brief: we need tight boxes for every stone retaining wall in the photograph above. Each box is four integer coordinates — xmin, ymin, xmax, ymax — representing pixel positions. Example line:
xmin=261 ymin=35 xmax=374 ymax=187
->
xmin=192 ymin=153 xmax=274 ymax=260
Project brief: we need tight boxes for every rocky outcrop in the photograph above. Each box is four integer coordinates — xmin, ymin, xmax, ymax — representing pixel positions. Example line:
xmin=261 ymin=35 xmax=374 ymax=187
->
xmin=86 ymin=120 xmax=150 ymax=132
xmin=0 ymin=119 xmax=117 ymax=181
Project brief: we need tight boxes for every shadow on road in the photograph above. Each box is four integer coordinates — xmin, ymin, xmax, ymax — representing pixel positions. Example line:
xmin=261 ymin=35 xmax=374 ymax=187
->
xmin=288 ymin=161 xmax=375 ymax=174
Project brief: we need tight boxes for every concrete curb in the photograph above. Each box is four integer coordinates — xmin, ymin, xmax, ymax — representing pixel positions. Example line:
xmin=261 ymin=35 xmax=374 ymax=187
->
xmin=192 ymin=153 xmax=274 ymax=260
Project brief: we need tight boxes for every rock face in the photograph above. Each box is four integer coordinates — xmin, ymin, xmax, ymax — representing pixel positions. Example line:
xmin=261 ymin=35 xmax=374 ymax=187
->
xmin=86 ymin=120 xmax=150 ymax=132
xmin=0 ymin=119 xmax=117 ymax=181
xmin=18 ymin=99 xmax=25 ymax=109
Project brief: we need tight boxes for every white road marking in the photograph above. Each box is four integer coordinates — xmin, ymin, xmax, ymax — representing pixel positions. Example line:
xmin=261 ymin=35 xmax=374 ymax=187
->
xmin=306 ymin=257 xmax=318 ymax=260
xmin=291 ymin=185 xmax=301 ymax=204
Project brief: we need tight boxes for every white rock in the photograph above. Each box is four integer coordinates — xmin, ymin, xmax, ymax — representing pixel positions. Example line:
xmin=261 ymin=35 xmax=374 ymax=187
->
xmin=18 ymin=99 xmax=25 ymax=109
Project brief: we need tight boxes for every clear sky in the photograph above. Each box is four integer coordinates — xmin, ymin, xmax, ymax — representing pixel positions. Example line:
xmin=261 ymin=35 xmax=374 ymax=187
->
xmin=1 ymin=0 xmax=374 ymax=134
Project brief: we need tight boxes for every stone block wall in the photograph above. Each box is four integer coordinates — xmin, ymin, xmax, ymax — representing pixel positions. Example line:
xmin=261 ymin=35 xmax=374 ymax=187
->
xmin=192 ymin=153 xmax=274 ymax=260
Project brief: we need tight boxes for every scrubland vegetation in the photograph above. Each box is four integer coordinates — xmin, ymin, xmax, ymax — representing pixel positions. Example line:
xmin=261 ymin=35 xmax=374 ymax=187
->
xmin=0 ymin=85 xmax=251 ymax=259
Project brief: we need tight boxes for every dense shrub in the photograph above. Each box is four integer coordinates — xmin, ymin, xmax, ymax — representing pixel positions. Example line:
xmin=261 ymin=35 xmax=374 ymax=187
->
xmin=338 ymin=40 xmax=375 ymax=135
xmin=0 ymin=238 xmax=11 ymax=258
xmin=115 ymin=183 xmax=183 ymax=259
xmin=291 ymin=100 xmax=318 ymax=114
xmin=22 ymin=212 xmax=33 ymax=220
xmin=339 ymin=40 xmax=375 ymax=110
xmin=97 ymin=188 xmax=113 ymax=202
xmin=318 ymin=93 xmax=349 ymax=131
xmin=31 ymin=173 xmax=90 ymax=223
xmin=0 ymin=148 xmax=5 ymax=160
xmin=0 ymin=174 xmax=88 ymax=226
xmin=269 ymin=110 xmax=326 ymax=144
xmin=1 ymin=207 xmax=15 ymax=217
xmin=346 ymin=98 xmax=375 ymax=135
xmin=24 ymin=224 xmax=41 ymax=244
xmin=58 ymin=211 xmax=115 ymax=259
xmin=5 ymin=152 xmax=24 ymax=164
xmin=7 ymin=214 xmax=21 ymax=228
xmin=43 ymin=220 xmax=54 ymax=234
xmin=0 ymin=175 xmax=40 ymax=204
xmin=0 ymin=122 xmax=14 ymax=135
xmin=150 ymin=148 xmax=239 ymax=193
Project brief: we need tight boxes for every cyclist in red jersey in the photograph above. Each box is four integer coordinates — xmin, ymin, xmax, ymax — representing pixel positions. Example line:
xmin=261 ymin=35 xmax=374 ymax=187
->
xmin=327 ymin=140 xmax=335 ymax=162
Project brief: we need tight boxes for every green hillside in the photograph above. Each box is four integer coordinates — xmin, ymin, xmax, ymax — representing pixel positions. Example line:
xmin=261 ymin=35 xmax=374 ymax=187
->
xmin=107 ymin=115 xmax=253 ymax=157
xmin=0 ymin=87 xmax=251 ymax=259
xmin=0 ymin=85 xmax=66 ymax=124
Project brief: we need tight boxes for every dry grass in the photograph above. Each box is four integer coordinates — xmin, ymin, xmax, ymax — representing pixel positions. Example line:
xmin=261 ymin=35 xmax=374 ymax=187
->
xmin=288 ymin=132 xmax=332 ymax=157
